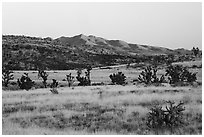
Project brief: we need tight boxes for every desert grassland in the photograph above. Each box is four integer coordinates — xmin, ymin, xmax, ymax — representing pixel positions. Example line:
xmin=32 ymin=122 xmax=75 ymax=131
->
xmin=2 ymin=60 xmax=202 ymax=134
xmin=2 ymin=85 xmax=202 ymax=135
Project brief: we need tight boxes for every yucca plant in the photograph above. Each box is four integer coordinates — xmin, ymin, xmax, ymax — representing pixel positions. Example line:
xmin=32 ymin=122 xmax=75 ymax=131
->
xmin=38 ymin=70 xmax=49 ymax=88
xmin=66 ymin=73 xmax=75 ymax=87
xmin=165 ymin=65 xmax=197 ymax=84
xmin=109 ymin=72 xmax=126 ymax=85
xmin=76 ymin=66 xmax=92 ymax=86
xmin=147 ymin=100 xmax=185 ymax=134
xmin=2 ymin=67 xmax=14 ymax=87
xmin=138 ymin=66 xmax=165 ymax=84
xmin=50 ymin=79 xmax=58 ymax=94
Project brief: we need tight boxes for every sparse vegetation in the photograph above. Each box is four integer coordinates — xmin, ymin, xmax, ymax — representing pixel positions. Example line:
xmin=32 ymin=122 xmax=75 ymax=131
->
xmin=1 ymin=35 xmax=202 ymax=135
xmin=2 ymin=85 xmax=202 ymax=135
xmin=109 ymin=72 xmax=126 ymax=85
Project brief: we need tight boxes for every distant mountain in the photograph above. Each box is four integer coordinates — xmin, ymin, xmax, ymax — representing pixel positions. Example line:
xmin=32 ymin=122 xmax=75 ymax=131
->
xmin=54 ymin=34 xmax=183 ymax=56
xmin=2 ymin=34 xmax=192 ymax=70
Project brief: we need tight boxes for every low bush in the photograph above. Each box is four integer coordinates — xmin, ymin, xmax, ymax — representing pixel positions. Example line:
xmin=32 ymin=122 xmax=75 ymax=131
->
xmin=165 ymin=65 xmax=197 ymax=84
xmin=109 ymin=72 xmax=126 ymax=85
xmin=138 ymin=66 xmax=165 ymax=84
xmin=147 ymin=100 xmax=185 ymax=134
xmin=17 ymin=73 xmax=34 ymax=90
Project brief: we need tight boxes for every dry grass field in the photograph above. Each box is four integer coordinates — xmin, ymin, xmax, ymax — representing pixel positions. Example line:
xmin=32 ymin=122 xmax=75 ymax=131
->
xmin=2 ymin=60 xmax=202 ymax=135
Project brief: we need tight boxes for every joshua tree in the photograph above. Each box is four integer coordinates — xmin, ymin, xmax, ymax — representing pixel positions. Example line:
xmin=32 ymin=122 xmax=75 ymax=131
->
xmin=109 ymin=72 xmax=126 ymax=85
xmin=50 ymin=79 xmax=59 ymax=94
xmin=2 ymin=67 xmax=14 ymax=87
xmin=38 ymin=70 xmax=48 ymax=88
xmin=192 ymin=47 xmax=200 ymax=57
xmin=66 ymin=73 xmax=75 ymax=87
xmin=85 ymin=65 xmax=92 ymax=85
xmin=138 ymin=66 xmax=165 ymax=84
xmin=165 ymin=65 xmax=197 ymax=84
xmin=76 ymin=66 xmax=92 ymax=86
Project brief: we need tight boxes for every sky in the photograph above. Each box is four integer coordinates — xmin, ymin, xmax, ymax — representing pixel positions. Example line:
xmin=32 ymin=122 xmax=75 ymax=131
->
xmin=2 ymin=2 xmax=202 ymax=50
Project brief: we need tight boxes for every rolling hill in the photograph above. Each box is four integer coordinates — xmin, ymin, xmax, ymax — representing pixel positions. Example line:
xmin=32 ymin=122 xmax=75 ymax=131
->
xmin=2 ymin=34 xmax=192 ymax=70
xmin=54 ymin=34 xmax=180 ymax=55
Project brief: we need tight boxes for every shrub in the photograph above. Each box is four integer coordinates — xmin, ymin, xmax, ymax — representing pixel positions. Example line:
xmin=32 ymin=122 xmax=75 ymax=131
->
xmin=76 ymin=66 xmax=92 ymax=86
xmin=192 ymin=47 xmax=200 ymax=57
xmin=166 ymin=54 xmax=175 ymax=65
xmin=192 ymin=65 xmax=198 ymax=68
xmin=165 ymin=65 xmax=197 ymax=84
xmin=38 ymin=70 xmax=49 ymax=88
xmin=138 ymin=66 xmax=165 ymax=84
xmin=50 ymin=79 xmax=58 ymax=94
xmin=2 ymin=67 xmax=14 ymax=87
xmin=109 ymin=72 xmax=126 ymax=85
xmin=66 ymin=73 xmax=75 ymax=87
xmin=17 ymin=73 xmax=34 ymax=90
xmin=147 ymin=101 xmax=185 ymax=134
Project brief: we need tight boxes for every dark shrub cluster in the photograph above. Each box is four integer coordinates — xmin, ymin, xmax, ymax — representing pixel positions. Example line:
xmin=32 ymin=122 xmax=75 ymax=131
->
xmin=138 ymin=66 xmax=165 ymax=84
xmin=109 ymin=72 xmax=126 ymax=85
xmin=147 ymin=101 xmax=185 ymax=134
xmin=17 ymin=73 xmax=34 ymax=90
xmin=165 ymin=65 xmax=197 ymax=84
xmin=138 ymin=65 xmax=197 ymax=85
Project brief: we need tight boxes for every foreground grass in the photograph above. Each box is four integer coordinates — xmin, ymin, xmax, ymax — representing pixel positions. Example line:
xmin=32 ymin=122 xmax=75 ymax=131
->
xmin=2 ymin=84 xmax=202 ymax=135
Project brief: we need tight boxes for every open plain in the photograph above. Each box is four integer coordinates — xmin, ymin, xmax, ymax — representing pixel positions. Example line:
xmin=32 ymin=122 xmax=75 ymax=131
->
xmin=2 ymin=60 xmax=202 ymax=135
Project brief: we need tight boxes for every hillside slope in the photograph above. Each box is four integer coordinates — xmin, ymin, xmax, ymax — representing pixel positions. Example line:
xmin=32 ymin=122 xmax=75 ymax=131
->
xmin=2 ymin=34 xmax=191 ymax=70
xmin=54 ymin=34 xmax=182 ymax=55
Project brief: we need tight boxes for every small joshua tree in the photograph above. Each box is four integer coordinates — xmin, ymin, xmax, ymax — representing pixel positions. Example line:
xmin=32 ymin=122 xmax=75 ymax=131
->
xmin=66 ymin=73 xmax=75 ymax=87
xmin=192 ymin=47 xmax=200 ymax=57
xmin=147 ymin=100 xmax=185 ymax=134
xmin=38 ymin=70 xmax=49 ymax=88
xmin=109 ymin=72 xmax=126 ymax=85
xmin=166 ymin=54 xmax=175 ymax=65
xmin=17 ymin=73 xmax=34 ymax=90
xmin=86 ymin=65 xmax=92 ymax=85
xmin=76 ymin=66 xmax=92 ymax=86
xmin=50 ymin=79 xmax=59 ymax=94
xmin=138 ymin=66 xmax=165 ymax=84
xmin=165 ymin=65 xmax=197 ymax=84
xmin=2 ymin=67 xmax=14 ymax=87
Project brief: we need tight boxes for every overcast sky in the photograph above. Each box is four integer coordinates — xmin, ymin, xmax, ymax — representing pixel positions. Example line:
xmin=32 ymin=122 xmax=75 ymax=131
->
xmin=2 ymin=2 xmax=202 ymax=50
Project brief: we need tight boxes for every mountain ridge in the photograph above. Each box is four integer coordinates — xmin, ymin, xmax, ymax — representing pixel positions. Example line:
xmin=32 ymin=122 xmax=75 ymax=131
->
xmin=2 ymin=34 xmax=192 ymax=70
xmin=54 ymin=34 xmax=190 ymax=56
